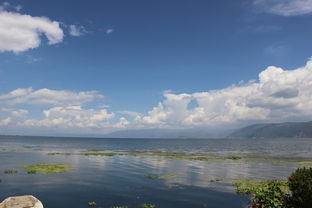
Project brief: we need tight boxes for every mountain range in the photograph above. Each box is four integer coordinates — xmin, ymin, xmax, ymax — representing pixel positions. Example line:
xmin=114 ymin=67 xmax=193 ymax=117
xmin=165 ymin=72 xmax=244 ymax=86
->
xmin=104 ymin=121 xmax=312 ymax=139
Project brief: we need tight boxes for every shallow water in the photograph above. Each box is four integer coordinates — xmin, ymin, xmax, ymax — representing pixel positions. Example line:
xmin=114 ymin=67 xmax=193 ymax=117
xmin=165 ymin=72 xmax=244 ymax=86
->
xmin=0 ymin=136 xmax=311 ymax=208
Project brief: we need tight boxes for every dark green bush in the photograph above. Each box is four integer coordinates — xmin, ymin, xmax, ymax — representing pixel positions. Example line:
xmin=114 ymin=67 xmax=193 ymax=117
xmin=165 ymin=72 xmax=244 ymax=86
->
xmin=286 ymin=167 xmax=312 ymax=208
xmin=248 ymin=180 xmax=287 ymax=208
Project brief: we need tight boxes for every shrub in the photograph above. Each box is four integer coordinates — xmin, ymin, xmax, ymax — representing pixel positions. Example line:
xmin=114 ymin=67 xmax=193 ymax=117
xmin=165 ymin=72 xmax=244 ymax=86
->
xmin=286 ymin=167 xmax=312 ymax=208
xmin=247 ymin=180 xmax=287 ymax=208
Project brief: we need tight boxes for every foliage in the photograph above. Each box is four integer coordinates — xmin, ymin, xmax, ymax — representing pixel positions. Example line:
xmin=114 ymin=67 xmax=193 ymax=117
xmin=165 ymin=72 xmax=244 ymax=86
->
xmin=226 ymin=156 xmax=242 ymax=160
xmin=4 ymin=169 xmax=18 ymax=174
xmin=285 ymin=167 xmax=312 ymax=208
xmin=145 ymin=174 xmax=157 ymax=179
xmin=141 ymin=204 xmax=156 ymax=208
xmin=19 ymin=164 xmax=75 ymax=174
xmin=234 ymin=179 xmax=288 ymax=208
xmin=109 ymin=206 xmax=128 ymax=208
xmin=247 ymin=180 xmax=287 ymax=208
xmin=88 ymin=201 xmax=97 ymax=206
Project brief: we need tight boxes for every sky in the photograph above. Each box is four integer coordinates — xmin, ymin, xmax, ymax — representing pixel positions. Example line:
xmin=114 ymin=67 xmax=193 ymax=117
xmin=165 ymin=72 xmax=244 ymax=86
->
xmin=1 ymin=0 xmax=312 ymax=136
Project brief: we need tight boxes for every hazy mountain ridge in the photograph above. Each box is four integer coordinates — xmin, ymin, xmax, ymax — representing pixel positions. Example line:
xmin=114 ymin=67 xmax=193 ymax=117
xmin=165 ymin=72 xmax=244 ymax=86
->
xmin=228 ymin=121 xmax=312 ymax=138
xmin=104 ymin=128 xmax=232 ymax=139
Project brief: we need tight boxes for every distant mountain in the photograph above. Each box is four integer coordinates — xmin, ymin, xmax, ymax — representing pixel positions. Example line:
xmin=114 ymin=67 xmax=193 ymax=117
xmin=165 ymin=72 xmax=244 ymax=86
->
xmin=228 ymin=121 xmax=312 ymax=138
xmin=104 ymin=128 xmax=231 ymax=139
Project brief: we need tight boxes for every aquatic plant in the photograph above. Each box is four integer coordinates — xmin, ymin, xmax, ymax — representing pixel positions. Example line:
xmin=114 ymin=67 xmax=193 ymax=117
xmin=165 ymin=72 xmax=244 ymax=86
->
xmin=285 ymin=167 xmax=312 ymax=208
xmin=233 ymin=179 xmax=288 ymax=194
xmin=209 ymin=178 xmax=223 ymax=182
xmin=88 ymin=201 xmax=97 ymax=206
xmin=297 ymin=161 xmax=312 ymax=167
xmin=109 ymin=206 xmax=128 ymax=208
xmin=145 ymin=174 xmax=158 ymax=179
xmin=141 ymin=204 xmax=156 ymax=208
xmin=225 ymin=156 xmax=242 ymax=160
xmin=4 ymin=170 xmax=18 ymax=174
xmin=158 ymin=174 xmax=177 ymax=179
xmin=47 ymin=152 xmax=125 ymax=157
xmin=19 ymin=164 xmax=75 ymax=174
xmin=47 ymin=152 xmax=72 ymax=156
xmin=80 ymin=152 xmax=125 ymax=156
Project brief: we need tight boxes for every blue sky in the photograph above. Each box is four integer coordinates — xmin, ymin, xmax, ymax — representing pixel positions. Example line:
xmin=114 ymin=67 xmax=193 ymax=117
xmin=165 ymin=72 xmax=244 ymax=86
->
xmin=1 ymin=0 xmax=312 ymax=135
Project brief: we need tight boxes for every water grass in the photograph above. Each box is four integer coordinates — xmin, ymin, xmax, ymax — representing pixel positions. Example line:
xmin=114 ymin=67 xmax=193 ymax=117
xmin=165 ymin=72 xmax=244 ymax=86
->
xmin=47 ymin=152 xmax=72 ymax=156
xmin=19 ymin=164 xmax=75 ymax=174
xmin=47 ymin=152 xmax=125 ymax=156
xmin=109 ymin=206 xmax=128 ymax=208
xmin=80 ymin=152 xmax=125 ymax=156
xmin=145 ymin=174 xmax=158 ymax=179
xmin=297 ymin=161 xmax=312 ymax=167
xmin=232 ymin=179 xmax=288 ymax=194
xmin=141 ymin=204 xmax=156 ymax=208
xmin=4 ymin=169 xmax=18 ymax=174
xmin=88 ymin=201 xmax=97 ymax=206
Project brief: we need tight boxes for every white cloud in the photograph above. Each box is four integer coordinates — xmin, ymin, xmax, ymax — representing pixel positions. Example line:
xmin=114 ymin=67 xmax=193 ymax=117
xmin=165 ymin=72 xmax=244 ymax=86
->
xmin=254 ymin=0 xmax=312 ymax=16
xmin=106 ymin=28 xmax=114 ymax=35
xmin=0 ymin=88 xmax=104 ymax=106
xmin=1 ymin=59 xmax=312 ymax=134
xmin=21 ymin=105 xmax=114 ymax=129
xmin=0 ymin=10 xmax=64 ymax=53
xmin=0 ymin=2 xmax=22 ymax=12
xmin=133 ymin=59 xmax=312 ymax=128
xmin=69 ymin=24 xmax=87 ymax=37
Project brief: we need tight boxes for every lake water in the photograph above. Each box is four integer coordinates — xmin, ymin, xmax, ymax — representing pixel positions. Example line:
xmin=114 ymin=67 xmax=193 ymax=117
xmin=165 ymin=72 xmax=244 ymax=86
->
xmin=1 ymin=136 xmax=312 ymax=208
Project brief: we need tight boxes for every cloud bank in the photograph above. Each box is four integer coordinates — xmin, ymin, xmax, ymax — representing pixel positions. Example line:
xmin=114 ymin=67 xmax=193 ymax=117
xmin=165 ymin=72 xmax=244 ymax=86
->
xmin=1 ymin=59 xmax=312 ymax=134
xmin=254 ymin=0 xmax=312 ymax=16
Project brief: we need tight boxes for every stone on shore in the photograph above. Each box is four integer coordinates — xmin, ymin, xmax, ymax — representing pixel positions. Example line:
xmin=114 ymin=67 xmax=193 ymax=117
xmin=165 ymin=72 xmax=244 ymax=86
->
xmin=0 ymin=195 xmax=43 ymax=208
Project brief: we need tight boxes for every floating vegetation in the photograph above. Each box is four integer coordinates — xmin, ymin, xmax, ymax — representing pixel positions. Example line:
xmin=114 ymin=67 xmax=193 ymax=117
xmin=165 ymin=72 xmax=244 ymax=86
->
xmin=210 ymin=178 xmax=224 ymax=182
xmin=232 ymin=179 xmax=288 ymax=194
xmin=19 ymin=164 xmax=75 ymax=174
xmin=109 ymin=206 xmax=128 ymax=208
xmin=4 ymin=170 xmax=18 ymax=174
xmin=47 ymin=152 xmax=72 ymax=156
xmin=86 ymin=149 xmax=105 ymax=152
xmin=0 ymin=149 xmax=28 ymax=153
xmin=46 ymin=150 xmax=312 ymax=167
xmin=47 ymin=152 xmax=125 ymax=157
xmin=225 ymin=156 xmax=242 ymax=160
xmin=297 ymin=161 xmax=312 ymax=167
xmin=88 ymin=201 xmax=97 ymax=206
xmin=80 ymin=152 xmax=125 ymax=156
xmin=145 ymin=174 xmax=158 ymax=179
xmin=141 ymin=204 xmax=156 ymax=208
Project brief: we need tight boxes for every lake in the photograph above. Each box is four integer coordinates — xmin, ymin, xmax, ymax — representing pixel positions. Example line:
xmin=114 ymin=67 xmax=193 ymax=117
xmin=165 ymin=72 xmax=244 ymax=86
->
xmin=1 ymin=136 xmax=312 ymax=208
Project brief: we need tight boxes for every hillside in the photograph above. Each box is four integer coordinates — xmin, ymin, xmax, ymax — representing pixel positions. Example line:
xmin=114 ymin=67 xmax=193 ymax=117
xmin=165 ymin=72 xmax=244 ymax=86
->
xmin=228 ymin=121 xmax=312 ymax=138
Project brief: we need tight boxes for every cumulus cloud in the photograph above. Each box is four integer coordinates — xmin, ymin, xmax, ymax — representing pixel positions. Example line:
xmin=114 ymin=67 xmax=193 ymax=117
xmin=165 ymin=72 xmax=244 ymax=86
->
xmin=132 ymin=59 xmax=312 ymax=128
xmin=22 ymin=106 xmax=114 ymax=129
xmin=254 ymin=0 xmax=312 ymax=16
xmin=69 ymin=24 xmax=87 ymax=37
xmin=0 ymin=88 xmax=104 ymax=106
xmin=0 ymin=10 xmax=64 ymax=53
xmin=1 ymin=59 xmax=312 ymax=134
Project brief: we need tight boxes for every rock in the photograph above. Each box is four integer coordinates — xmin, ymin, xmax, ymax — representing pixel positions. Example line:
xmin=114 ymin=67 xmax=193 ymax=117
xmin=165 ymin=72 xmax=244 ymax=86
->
xmin=0 ymin=195 xmax=43 ymax=208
